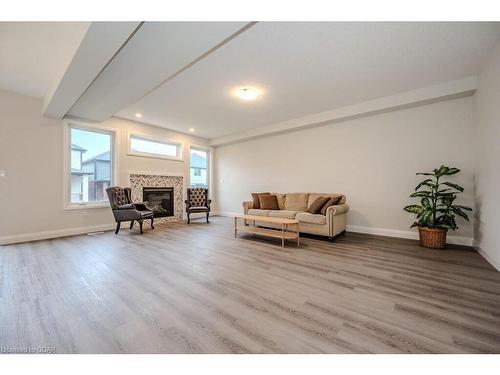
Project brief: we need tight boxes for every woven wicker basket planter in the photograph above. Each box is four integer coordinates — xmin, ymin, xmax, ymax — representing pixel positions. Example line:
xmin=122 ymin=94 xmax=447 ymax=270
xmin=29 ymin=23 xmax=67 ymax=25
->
xmin=418 ymin=226 xmax=447 ymax=249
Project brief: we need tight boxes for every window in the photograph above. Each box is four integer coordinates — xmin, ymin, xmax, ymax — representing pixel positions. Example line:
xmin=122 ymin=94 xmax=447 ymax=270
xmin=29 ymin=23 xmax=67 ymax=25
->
xmin=128 ymin=133 xmax=182 ymax=160
xmin=190 ymin=147 xmax=209 ymax=188
xmin=69 ymin=126 xmax=114 ymax=205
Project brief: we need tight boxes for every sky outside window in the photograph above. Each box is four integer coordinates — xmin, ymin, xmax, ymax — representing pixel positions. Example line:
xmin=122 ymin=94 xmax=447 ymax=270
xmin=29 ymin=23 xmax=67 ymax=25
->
xmin=71 ymin=128 xmax=111 ymax=160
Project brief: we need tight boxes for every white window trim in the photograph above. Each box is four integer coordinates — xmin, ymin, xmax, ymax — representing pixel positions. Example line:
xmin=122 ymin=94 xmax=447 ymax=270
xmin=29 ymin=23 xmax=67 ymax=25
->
xmin=127 ymin=131 xmax=183 ymax=161
xmin=63 ymin=120 xmax=119 ymax=210
xmin=189 ymin=144 xmax=211 ymax=190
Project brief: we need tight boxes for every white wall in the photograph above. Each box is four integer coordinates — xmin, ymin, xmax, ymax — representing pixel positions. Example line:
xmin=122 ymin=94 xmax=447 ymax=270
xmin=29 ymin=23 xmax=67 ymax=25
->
xmin=0 ymin=86 xmax=481 ymax=246
xmin=0 ymin=88 xmax=210 ymax=243
xmin=214 ymin=97 xmax=475 ymax=242
xmin=474 ymin=42 xmax=500 ymax=269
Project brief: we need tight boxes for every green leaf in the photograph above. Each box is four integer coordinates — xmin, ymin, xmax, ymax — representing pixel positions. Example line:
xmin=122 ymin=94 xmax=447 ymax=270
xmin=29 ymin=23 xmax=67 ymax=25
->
xmin=415 ymin=178 xmax=433 ymax=191
xmin=441 ymin=195 xmax=457 ymax=205
xmin=452 ymin=204 xmax=472 ymax=211
xmin=410 ymin=191 xmax=432 ymax=198
xmin=416 ymin=172 xmax=434 ymax=176
xmin=404 ymin=205 xmax=424 ymax=214
xmin=435 ymin=224 xmax=452 ymax=230
xmin=421 ymin=197 xmax=431 ymax=209
xmin=434 ymin=165 xmax=450 ymax=177
xmin=436 ymin=191 xmax=454 ymax=197
xmin=420 ymin=210 xmax=434 ymax=226
xmin=441 ymin=181 xmax=464 ymax=192
xmin=415 ymin=182 xmax=437 ymax=191
xmin=444 ymin=167 xmax=460 ymax=175
xmin=437 ymin=188 xmax=451 ymax=193
xmin=451 ymin=207 xmax=470 ymax=221
xmin=425 ymin=181 xmax=437 ymax=188
xmin=410 ymin=222 xmax=419 ymax=228
xmin=436 ymin=214 xmax=458 ymax=230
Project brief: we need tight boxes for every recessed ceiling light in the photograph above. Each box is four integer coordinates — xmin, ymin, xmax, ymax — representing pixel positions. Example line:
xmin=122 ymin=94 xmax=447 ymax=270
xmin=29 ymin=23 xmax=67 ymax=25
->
xmin=135 ymin=113 xmax=143 ymax=118
xmin=235 ymin=87 xmax=260 ymax=101
xmin=189 ymin=128 xmax=195 ymax=132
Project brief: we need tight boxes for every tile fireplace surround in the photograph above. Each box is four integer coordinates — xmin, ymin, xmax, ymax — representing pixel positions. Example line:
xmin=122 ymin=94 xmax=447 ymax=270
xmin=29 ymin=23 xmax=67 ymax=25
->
xmin=129 ymin=173 xmax=184 ymax=223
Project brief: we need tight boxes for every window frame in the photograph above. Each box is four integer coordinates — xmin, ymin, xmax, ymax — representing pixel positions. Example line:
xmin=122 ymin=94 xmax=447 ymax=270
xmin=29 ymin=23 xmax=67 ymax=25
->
xmin=189 ymin=145 xmax=211 ymax=189
xmin=63 ymin=121 xmax=117 ymax=210
xmin=127 ymin=131 xmax=183 ymax=161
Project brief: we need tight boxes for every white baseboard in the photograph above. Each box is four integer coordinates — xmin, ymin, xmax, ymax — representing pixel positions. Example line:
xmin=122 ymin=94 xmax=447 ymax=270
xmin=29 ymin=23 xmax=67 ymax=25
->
xmin=212 ymin=211 xmax=241 ymax=217
xmin=0 ymin=223 xmax=116 ymax=246
xmin=476 ymin=246 xmax=500 ymax=271
xmin=346 ymin=224 xmax=473 ymax=246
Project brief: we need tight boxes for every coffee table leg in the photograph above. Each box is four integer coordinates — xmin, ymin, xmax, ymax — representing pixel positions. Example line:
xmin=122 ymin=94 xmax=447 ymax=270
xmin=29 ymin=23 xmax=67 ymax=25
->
xmin=234 ymin=217 xmax=237 ymax=238
xmin=297 ymin=223 xmax=300 ymax=247
xmin=281 ymin=224 xmax=285 ymax=247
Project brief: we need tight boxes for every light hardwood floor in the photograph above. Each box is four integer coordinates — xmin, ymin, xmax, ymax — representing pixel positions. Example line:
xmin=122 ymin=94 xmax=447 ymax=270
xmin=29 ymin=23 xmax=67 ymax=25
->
xmin=1 ymin=217 xmax=500 ymax=353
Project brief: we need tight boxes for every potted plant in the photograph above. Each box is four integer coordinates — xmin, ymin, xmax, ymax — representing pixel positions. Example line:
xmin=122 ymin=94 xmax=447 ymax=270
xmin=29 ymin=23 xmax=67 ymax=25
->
xmin=403 ymin=165 xmax=472 ymax=249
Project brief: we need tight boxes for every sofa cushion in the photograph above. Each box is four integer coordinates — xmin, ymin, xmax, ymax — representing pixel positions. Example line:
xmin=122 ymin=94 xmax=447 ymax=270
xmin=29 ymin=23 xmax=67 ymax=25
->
xmin=320 ymin=196 xmax=343 ymax=215
xmin=296 ymin=212 xmax=327 ymax=225
xmin=251 ymin=192 xmax=269 ymax=209
xmin=248 ymin=209 xmax=271 ymax=217
xmin=259 ymin=194 xmax=279 ymax=210
xmin=284 ymin=193 xmax=309 ymax=211
xmin=307 ymin=193 xmax=344 ymax=208
xmin=269 ymin=210 xmax=300 ymax=219
xmin=271 ymin=193 xmax=286 ymax=210
xmin=307 ymin=196 xmax=330 ymax=214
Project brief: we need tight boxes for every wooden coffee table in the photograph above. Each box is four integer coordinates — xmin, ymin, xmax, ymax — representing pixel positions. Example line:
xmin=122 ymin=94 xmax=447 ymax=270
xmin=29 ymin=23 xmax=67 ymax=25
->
xmin=233 ymin=214 xmax=300 ymax=248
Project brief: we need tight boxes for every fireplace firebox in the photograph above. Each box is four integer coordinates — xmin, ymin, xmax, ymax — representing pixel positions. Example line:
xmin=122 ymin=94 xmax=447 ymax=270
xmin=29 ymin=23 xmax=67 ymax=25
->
xmin=142 ymin=187 xmax=174 ymax=218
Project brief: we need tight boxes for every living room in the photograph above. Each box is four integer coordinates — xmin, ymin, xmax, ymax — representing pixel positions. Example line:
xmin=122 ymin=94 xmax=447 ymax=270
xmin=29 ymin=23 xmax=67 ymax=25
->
xmin=1 ymin=0 xmax=500 ymax=371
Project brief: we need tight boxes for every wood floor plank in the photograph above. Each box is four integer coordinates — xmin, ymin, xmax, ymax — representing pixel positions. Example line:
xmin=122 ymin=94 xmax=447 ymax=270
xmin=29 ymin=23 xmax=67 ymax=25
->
xmin=0 ymin=217 xmax=499 ymax=353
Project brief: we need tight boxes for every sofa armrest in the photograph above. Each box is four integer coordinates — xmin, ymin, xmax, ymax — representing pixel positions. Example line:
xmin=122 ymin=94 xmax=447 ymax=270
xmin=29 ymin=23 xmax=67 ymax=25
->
xmin=242 ymin=201 xmax=254 ymax=214
xmin=326 ymin=203 xmax=349 ymax=216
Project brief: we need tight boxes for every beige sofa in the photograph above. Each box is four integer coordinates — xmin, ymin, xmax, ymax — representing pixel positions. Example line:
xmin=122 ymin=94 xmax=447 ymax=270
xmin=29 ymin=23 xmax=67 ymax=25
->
xmin=243 ymin=192 xmax=349 ymax=239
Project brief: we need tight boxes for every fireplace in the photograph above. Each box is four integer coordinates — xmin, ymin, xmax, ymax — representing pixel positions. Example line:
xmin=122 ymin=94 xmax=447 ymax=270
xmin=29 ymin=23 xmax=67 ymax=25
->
xmin=142 ymin=187 xmax=174 ymax=218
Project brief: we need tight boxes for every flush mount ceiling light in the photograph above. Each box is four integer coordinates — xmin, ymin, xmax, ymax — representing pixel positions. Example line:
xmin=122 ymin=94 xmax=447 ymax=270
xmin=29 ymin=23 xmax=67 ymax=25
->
xmin=135 ymin=113 xmax=143 ymax=118
xmin=189 ymin=128 xmax=195 ymax=132
xmin=235 ymin=87 xmax=260 ymax=101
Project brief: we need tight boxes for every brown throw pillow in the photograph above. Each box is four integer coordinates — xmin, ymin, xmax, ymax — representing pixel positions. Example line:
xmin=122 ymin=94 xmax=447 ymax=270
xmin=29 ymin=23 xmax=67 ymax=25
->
xmin=251 ymin=192 xmax=269 ymax=209
xmin=307 ymin=196 xmax=331 ymax=214
xmin=320 ymin=196 xmax=342 ymax=215
xmin=259 ymin=194 xmax=279 ymax=210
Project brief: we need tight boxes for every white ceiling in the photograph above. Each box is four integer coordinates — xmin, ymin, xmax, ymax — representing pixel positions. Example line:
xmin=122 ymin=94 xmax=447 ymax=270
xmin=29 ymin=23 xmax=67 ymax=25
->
xmin=0 ymin=22 xmax=89 ymax=98
xmin=68 ymin=22 xmax=248 ymax=121
xmin=2 ymin=22 xmax=500 ymax=141
xmin=115 ymin=22 xmax=500 ymax=139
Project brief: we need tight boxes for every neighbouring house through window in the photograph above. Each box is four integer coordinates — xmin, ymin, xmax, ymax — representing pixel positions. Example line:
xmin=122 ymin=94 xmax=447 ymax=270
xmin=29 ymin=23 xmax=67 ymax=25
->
xmin=70 ymin=127 xmax=113 ymax=204
xmin=190 ymin=147 xmax=209 ymax=188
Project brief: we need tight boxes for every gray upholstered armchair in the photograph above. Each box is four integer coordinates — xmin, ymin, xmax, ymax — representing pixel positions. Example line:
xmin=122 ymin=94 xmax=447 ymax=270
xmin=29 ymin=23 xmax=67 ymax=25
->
xmin=185 ymin=188 xmax=211 ymax=224
xmin=106 ymin=186 xmax=154 ymax=234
